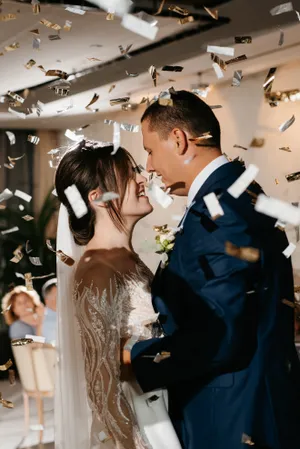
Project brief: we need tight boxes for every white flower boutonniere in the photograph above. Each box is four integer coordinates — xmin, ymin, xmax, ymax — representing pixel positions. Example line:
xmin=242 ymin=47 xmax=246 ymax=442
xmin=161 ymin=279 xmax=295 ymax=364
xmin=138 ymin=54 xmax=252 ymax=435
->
xmin=154 ymin=224 xmax=176 ymax=268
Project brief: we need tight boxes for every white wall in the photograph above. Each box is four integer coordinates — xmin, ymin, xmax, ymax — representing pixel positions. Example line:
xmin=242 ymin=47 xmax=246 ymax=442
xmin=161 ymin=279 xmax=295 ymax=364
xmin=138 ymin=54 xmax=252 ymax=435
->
xmin=59 ymin=60 xmax=300 ymax=275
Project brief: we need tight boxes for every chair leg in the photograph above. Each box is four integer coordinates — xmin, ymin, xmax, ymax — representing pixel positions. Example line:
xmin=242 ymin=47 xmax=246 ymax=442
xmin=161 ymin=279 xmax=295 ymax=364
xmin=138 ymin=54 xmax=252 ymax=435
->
xmin=36 ymin=396 xmax=44 ymax=443
xmin=23 ymin=392 xmax=30 ymax=436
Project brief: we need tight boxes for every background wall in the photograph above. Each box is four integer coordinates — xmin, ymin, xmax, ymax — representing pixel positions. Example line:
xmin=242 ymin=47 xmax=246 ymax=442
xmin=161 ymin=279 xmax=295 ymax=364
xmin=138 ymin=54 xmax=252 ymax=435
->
xmin=53 ymin=61 xmax=300 ymax=273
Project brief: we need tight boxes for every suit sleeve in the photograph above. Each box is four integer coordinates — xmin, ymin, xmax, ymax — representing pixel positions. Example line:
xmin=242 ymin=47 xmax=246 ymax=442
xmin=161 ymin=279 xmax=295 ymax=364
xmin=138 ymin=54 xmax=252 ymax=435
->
xmin=131 ymin=202 xmax=260 ymax=392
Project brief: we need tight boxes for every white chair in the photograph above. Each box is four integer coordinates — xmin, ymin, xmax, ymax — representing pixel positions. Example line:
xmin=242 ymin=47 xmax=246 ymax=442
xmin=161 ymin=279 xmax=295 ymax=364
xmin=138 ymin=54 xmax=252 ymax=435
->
xmin=12 ymin=342 xmax=57 ymax=443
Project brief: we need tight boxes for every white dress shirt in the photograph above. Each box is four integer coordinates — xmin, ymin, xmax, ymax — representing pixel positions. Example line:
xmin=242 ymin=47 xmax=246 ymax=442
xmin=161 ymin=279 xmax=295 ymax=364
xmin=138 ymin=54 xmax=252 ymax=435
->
xmin=187 ymin=155 xmax=229 ymax=206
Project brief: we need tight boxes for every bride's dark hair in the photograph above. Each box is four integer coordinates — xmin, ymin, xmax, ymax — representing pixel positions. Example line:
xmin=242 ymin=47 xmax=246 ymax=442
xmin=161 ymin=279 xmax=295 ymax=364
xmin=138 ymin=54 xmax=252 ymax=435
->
xmin=55 ymin=140 xmax=137 ymax=245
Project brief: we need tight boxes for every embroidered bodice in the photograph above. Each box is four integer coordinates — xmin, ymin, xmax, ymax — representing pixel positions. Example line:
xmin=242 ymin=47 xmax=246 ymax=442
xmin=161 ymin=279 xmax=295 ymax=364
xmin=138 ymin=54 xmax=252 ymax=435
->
xmin=73 ymin=254 xmax=155 ymax=449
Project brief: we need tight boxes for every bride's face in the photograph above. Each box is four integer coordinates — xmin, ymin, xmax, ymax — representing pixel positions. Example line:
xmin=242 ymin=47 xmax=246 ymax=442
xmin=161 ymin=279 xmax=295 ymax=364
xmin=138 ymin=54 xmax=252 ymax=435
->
xmin=121 ymin=172 xmax=153 ymax=220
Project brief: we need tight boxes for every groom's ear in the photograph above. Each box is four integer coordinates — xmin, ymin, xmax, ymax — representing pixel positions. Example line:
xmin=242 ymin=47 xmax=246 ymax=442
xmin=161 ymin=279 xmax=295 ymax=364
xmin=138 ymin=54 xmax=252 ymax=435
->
xmin=173 ymin=128 xmax=188 ymax=156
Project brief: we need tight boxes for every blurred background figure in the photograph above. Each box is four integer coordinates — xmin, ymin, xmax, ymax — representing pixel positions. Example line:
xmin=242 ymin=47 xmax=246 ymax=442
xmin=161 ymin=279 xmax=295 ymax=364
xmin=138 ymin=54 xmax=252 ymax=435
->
xmin=1 ymin=286 xmax=44 ymax=340
xmin=42 ymin=278 xmax=57 ymax=345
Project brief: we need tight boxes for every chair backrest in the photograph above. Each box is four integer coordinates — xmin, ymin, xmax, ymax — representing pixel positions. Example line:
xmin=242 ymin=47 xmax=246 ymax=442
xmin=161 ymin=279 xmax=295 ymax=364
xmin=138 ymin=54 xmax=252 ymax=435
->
xmin=12 ymin=343 xmax=57 ymax=393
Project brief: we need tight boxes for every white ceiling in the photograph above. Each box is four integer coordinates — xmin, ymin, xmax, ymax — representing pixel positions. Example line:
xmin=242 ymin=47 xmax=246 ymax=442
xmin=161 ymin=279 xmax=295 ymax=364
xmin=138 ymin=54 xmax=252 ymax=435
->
xmin=1 ymin=0 xmax=300 ymax=128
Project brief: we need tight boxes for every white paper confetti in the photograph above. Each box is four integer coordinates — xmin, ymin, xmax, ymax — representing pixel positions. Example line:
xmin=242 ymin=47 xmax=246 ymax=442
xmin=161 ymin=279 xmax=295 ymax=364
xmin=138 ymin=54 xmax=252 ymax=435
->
xmin=282 ymin=242 xmax=296 ymax=258
xmin=52 ymin=189 xmax=57 ymax=196
xmin=5 ymin=131 xmax=16 ymax=145
xmin=64 ymin=184 xmax=88 ymax=219
xmin=120 ymin=123 xmax=140 ymax=132
xmin=19 ymin=204 xmax=25 ymax=211
xmin=212 ymin=62 xmax=224 ymax=79
xmin=1 ymin=226 xmax=19 ymax=235
xmin=279 ymin=115 xmax=295 ymax=132
xmin=121 ymin=13 xmax=159 ymax=40
xmin=87 ymin=0 xmax=131 ymax=16
xmin=29 ymin=256 xmax=42 ymax=266
xmin=275 ymin=219 xmax=286 ymax=229
xmin=65 ymin=129 xmax=84 ymax=142
xmin=111 ymin=121 xmax=121 ymax=155
xmin=255 ymin=194 xmax=300 ymax=226
xmin=203 ymin=192 xmax=224 ymax=219
xmin=65 ymin=6 xmax=86 ymax=14
xmin=227 ymin=164 xmax=259 ymax=199
xmin=147 ymin=183 xmax=173 ymax=208
xmin=25 ymin=334 xmax=46 ymax=343
xmin=14 ymin=190 xmax=32 ymax=203
xmin=8 ymin=108 xmax=26 ymax=119
xmin=207 ymin=45 xmax=234 ymax=56
xmin=0 ymin=188 xmax=13 ymax=202
xmin=101 ymin=192 xmax=120 ymax=202
xmin=270 ymin=2 xmax=293 ymax=15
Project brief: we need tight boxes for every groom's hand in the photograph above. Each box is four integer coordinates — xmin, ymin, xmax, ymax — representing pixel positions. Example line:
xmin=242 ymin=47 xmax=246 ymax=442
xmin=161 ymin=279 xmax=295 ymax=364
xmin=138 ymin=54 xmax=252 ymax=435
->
xmin=120 ymin=338 xmax=132 ymax=365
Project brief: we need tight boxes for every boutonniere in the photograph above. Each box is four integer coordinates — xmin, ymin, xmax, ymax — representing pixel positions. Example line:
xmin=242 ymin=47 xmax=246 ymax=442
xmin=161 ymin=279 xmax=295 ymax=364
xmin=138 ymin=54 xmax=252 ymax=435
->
xmin=153 ymin=224 xmax=176 ymax=268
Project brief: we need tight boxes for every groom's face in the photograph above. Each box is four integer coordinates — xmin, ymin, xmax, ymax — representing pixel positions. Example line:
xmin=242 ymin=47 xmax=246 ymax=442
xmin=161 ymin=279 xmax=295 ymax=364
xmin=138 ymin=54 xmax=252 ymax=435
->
xmin=142 ymin=119 xmax=187 ymax=195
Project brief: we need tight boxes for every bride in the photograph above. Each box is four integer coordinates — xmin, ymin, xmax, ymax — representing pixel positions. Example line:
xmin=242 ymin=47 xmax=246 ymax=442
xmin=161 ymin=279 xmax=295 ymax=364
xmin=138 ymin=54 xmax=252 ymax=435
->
xmin=54 ymin=140 xmax=182 ymax=449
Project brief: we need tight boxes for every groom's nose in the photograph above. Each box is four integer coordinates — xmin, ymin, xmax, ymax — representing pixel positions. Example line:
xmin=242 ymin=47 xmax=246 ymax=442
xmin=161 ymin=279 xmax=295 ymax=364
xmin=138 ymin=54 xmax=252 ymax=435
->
xmin=146 ymin=157 xmax=154 ymax=173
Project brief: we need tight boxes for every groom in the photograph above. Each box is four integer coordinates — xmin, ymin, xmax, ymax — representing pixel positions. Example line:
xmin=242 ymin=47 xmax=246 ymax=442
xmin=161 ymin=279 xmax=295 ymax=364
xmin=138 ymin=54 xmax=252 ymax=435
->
xmin=123 ymin=90 xmax=300 ymax=449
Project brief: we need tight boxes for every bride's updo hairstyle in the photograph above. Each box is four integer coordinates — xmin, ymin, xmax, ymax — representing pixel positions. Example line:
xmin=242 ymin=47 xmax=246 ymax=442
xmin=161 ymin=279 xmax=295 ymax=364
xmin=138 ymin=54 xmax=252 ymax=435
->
xmin=55 ymin=140 xmax=137 ymax=245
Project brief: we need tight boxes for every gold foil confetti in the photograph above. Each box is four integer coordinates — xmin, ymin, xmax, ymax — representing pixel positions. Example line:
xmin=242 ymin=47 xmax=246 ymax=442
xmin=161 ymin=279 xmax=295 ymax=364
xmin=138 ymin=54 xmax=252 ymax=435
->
xmin=235 ymin=36 xmax=252 ymax=44
xmin=149 ymin=65 xmax=157 ymax=87
xmin=0 ymin=393 xmax=14 ymax=409
xmin=204 ymin=6 xmax=218 ymax=19
xmin=275 ymin=178 xmax=279 ymax=185
xmin=232 ymin=70 xmax=243 ymax=86
xmin=7 ymin=91 xmax=24 ymax=104
xmin=234 ymin=144 xmax=248 ymax=150
xmin=8 ymin=154 xmax=25 ymax=164
xmin=25 ymin=273 xmax=33 ymax=290
xmin=0 ymin=359 xmax=13 ymax=371
xmin=5 ymin=42 xmax=20 ymax=52
xmin=30 ymin=28 xmax=40 ymax=35
xmin=106 ymin=12 xmax=115 ymax=20
xmin=22 ymin=215 xmax=34 ymax=221
xmin=85 ymin=93 xmax=99 ymax=109
xmin=28 ymin=135 xmax=40 ymax=145
xmin=64 ymin=20 xmax=72 ymax=31
xmin=168 ymin=5 xmax=189 ymax=15
xmin=87 ymin=57 xmax=102 ymax=62
xmin=270 ymin=2 xmax=293 ymax=16
xmin=46 ymin=239 xmax=75 ymax=266
xmin=11 ymin=338 xmax=33 ymax=347
xmin=109 ymin=84 xmax=116 ymax=93
xmin=189 ymin=132 xmax=213 ymax=143
xmin=40 ymin=18 xmax=61 ymax=30
xmin=211 ymin=53 xmax=226 ymax=78
xmin=153 ymin=351 xmax=171 ymax=363
xmin=226 ymin=54 xmax=247 ymax=65
xmin=241 ymin=433 xmax=255 ymax=445
xmin=178 ymin=15 xmax=194 ymax=24
xmin=279 ymin=115 xmax=295 ymax=132
xmin=279 ymin=146 xmax=291 ymax=152
xmin=10 ymin=245 xmax=23 ymax=263
xmin=225 ymin=241 xmax=260 ymax=263
xmin=250 ymin=138 xmax=265 ymax=147
xmin=263 ymin=67 xmax=277 ymax=92
xmin=32 ymin=0 xmax=40 ymax=15
xmin=155 ymin=0 xmax=166 ymax=15
xmin=46 ymin=70 xmax=68 ymax=79
xmin=0 ymin=14 xmax=17 ymax=21
xmin=25 ymin=59 xmax=36 ymax=69
xmin=285 ymin=171 xmax=300 ymax=183
xmin=110 ymin=96 xmax=130 ymax=106
xmin=49 ymin=33 xmax=61 ymax=41
xmin=38 ymin=65 xmax=45 ymax=73
xmin=119 ymin=43 xmax=133 ymax=58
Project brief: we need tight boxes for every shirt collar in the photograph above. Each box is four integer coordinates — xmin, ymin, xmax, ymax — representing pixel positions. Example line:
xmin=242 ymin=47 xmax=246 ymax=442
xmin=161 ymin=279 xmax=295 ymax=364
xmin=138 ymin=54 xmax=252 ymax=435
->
xmin=187 ymin=155 xmax=229 ymax=206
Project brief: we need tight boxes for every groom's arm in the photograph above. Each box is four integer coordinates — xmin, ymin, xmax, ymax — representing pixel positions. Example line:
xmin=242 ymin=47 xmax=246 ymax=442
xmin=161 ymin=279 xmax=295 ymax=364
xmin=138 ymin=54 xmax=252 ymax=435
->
xmin=129 ymin=205 xmax=262 ymax=392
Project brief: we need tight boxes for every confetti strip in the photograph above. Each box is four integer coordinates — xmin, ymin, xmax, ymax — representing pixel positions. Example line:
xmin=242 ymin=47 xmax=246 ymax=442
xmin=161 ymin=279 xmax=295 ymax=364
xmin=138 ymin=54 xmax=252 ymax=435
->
xmin=285 ymin=171 xmax=300 ymax=182
xmin=65 ymin=6 xmax=86 ymax=14
xmin=270 ymin=2 xmax=293 ymax=15
xmin=87 ymin=0 xmax=131 ymax=16
xmin=0 ymin=14 xmax=17 ymax=21
xmin=232 ymin=70 xmax=243 ymax=86
xmin=278 ymin=28 xmax=284 ymax=46
xmin=25 ymin=273 xmax=33 ymax=290
xmin=255 ymin=195 xmax=300 ymax=226
xmin=93 ymin=192 xmax=120 ymax=203
xmin=178 ymin=16 xmax=194 ymax=24
xmin=0 ymin=359 xmax=13 ymax=371
xmin=282 ymin=242 xmax=296 ymax=258
xmin=149 ymin=65 xmax=157 ymax=87
xmin=120 ymin=123 xmax=139 ymax=132
xmin=5 ymin=131 xmax=15 ymax=145
xmin=226 ymin=54 xmax=247 ymax=65
xmin=0 ymin=392 xmax=13 ymax=408
xmin=203 ymin=6 xmax=218 ymax=19
xmin=189 ymin=132 xmax=213 ymax=143
xmin=235 ymin=36 xmax=252 ymax=44
xmin=25 ymin=59 xmax=36 ymax=69
xmin=227 ymin=164 xmax=259 ymax=199
xmin=28 ymin=135 xmax=40 ymax=145
xmin=5 ymin=42 xmax=19 ymax=52
xmin=7 ymin=91 xmax=24 ymax=104
xmin=0 ymin=188 xmax=13 ymax=202
xmin=65 ymin=129 xmax=84 ymax=142
xmin=11 ymin=338 xmax=33 ymax=346
xmin=14 ymin=190 xmax=32 ymax=202
xmin=225 ymin=241 xmax=260 ymax=263
xmin=10 ymin=245 xmax=23 ymax=263
xmin=203 ymin=192 xmax=224 ymax=220
xmin=85 ymin=93 xmax=99 ymax=110
xmin=121 ymin=14 xmax=159 ymax=40
xmin=279 ymin=146 xmax=291 ymax=152
xmin=111 ymin=121 xmax=121 ymax=155
xmin=147 ymin=183 xmax=173 ymax=208
xmin=64 ymin=184 xmax=88 ymax=219
xmin=207 ymin=45 xmax=234 ymax=56
xmin=154 ymin=0 xmax=166 ymax=15
xmin=40 ymin=18 xmax=61 ymax=30
xmin=29 ymin=257 xmax=42 ymax=266
xmin=110 ymin=96 xmax=130 ymax=106
xmin=1 ymin=227 xmax=19 ymax=235
xmin=279 ymin=115 xmax=295 ymax=132
xmin=168 ymin=5 xmax=189 ymax=15
xmin=46 ymin=240 xmax=75 ymax=266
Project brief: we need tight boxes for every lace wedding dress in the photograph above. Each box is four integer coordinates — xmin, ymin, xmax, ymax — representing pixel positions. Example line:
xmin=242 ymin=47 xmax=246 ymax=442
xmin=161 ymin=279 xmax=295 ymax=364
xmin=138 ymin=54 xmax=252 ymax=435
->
xmin=73 ymin=253 xmax=181 ymax=449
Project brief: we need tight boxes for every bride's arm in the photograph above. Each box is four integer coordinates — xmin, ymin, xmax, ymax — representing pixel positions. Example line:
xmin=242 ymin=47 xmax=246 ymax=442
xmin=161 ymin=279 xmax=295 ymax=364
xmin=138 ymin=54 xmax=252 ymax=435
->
xmin=75 ymin=264 xmax=147 ymax=449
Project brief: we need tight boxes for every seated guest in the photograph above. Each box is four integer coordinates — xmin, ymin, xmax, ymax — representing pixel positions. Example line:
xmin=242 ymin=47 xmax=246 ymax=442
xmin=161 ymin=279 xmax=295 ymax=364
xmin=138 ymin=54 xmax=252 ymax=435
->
xmin=42 ymin=278 xmax=57 ymax=344
xmin=1 ymin=286 xmax=44 ymax=339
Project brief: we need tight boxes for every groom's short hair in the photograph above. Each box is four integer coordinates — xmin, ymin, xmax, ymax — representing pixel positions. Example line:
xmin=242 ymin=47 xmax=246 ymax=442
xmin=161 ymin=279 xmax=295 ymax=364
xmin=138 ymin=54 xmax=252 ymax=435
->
xmin=141 ymin=90 xmax=221 ymax=149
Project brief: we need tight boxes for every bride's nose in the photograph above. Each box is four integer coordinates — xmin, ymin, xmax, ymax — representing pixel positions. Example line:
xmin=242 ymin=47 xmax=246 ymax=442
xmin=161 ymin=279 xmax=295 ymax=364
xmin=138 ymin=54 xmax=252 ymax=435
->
xmin=136 ymin=173 xmax=147 ymax=185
